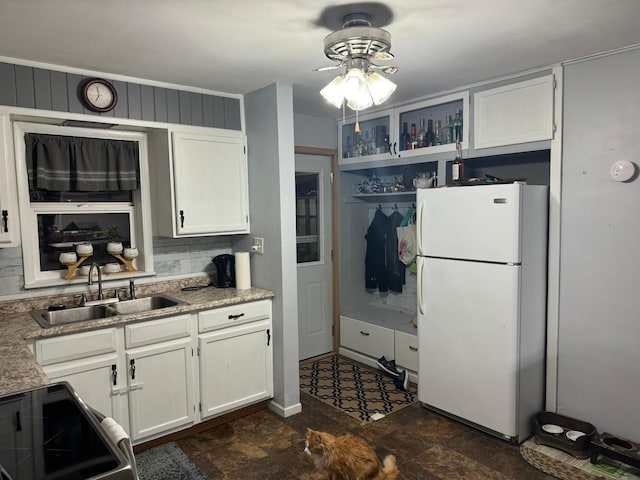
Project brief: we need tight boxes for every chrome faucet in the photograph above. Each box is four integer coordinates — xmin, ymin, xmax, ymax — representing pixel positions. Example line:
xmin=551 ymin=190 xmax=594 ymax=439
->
xmin=88 ymin=262 xmax=103 ymax=300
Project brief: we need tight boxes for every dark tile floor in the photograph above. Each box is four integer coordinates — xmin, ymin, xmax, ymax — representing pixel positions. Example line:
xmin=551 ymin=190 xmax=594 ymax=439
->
xmin=177 ymin=390 xmax=554 ymax=479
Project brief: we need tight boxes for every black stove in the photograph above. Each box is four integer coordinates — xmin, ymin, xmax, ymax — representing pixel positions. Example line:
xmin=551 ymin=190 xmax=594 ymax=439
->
xmin=0 ymin=382 xmax=134 ymax=480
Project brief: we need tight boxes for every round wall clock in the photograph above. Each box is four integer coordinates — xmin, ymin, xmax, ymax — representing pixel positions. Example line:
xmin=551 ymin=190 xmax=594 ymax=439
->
xmin=81 ymin=78 xmax=118 ymax=112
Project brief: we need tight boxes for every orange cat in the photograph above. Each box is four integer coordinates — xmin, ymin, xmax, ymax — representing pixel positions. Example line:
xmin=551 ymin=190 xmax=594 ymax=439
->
xmin=304 ymin=428 xmax=399 ymax=480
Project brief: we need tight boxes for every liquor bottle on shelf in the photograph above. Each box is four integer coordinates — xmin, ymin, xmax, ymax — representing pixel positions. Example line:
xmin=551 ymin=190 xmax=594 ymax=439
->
xmin=453 ymin=109 xmax=463 ymax=143
xmin=355 ymin=132 xmax=364 ymax=157
xmin=364 ymin=130 xmax=370 ymax=156
xmin=434 ymin=120 xmax=442 ymax=145
xmin=417 ymin=119 xmax=426 ymax=148
xmin=369 ymin=128 xmax=377 ymax=155
xmin=345 ymin=136 xmax=352 ymax=158
xmin=451 ymin=141 xmax=464 ymax=182
xmin=447 ymin=114 xmax=455 ymax=145
xmin=399 ymin=122 xmax=410 ymax=151
xmin=410 ymin=123 xmax=417 ymax=150
xmin=426 ymin=119 xmax=435 ymax=147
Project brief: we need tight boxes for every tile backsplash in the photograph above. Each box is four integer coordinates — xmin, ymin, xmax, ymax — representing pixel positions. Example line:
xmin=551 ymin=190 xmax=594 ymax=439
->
xmin=0 ymin=236 xmax=232 ymax=298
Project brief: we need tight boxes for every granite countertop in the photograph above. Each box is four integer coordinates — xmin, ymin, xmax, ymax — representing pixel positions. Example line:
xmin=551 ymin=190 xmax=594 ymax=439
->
xmin=0 ymin=281 xmax=274 ymax=397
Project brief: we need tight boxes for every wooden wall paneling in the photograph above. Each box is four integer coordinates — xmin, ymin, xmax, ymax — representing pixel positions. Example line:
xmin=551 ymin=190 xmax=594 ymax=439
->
xmin=141 ymin=84 xmax=155 ymax=121
xmin=50 ymin=71 xmax=68 ymax=112
xmin=66 ymin=73 xmax=85 ymax=114
xmin=33 ymin=68 xmax=52 ymax=111
xmin=224 ymin=97 xmax=241 ymax=130
xmin=212 ymin=96 xmax=224 ymax=129
xmin=0 ymin=63 xmax=17 ymax=106
xmin=154 ymin=87 xmax=168 ymax=123
xmin=190 ymin=92 xmax=203 ymax=127
xmin=202 ymin=95 xmax=214 ymax=128
xmin=178 ymin=90 xmax=191 ymax=124
xmin=113 ymin=80 xmax=128 ymax=119
xmin=167 ymin=89 xmax=180 ymax=124
xmin=127 ymin=83 xmax=142 ymax=120
xmin=15 ymin=65 xmax=35 ymax=108
xmin=0 ymin=61 xmax=242 ymax=130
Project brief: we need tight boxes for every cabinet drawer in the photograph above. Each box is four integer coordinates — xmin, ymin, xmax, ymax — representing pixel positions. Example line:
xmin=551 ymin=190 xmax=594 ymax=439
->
xmin=395 ymin=331 xmax=418 ymax=372
xmin=198 ymin=300 xmax=271 ymax=333
xmin=125 ymin=314 xmax=193 ymax=348
xmin=36 ymin=328 xmax=119 ymax=366
xmin=340 ymin=316 xmax=394 ymax=360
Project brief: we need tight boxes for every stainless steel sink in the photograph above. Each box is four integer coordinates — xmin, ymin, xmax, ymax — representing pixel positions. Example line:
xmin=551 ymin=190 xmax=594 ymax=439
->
xmin=31 ymin=294 xmax=186 ymax=328
xmin=106 ymin=294 xmax=185 ymax=315
xmin=31 ymin=304 xmax=116 ymax=328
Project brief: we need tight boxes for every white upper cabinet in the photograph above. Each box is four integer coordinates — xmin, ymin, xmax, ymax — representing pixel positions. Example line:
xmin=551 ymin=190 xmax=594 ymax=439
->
xmin=150 ymin=128 xmax=250 ymax=237
xmin=473 ymin=75 xmax=554 ymax=149
xmin=0 ymin=114 xmax=19 ymax=247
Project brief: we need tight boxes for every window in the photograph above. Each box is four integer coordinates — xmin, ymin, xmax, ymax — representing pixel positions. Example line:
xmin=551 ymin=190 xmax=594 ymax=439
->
xmin=14 ymin=122 xmax=154 ymax=288
xmin=295 ymin=172 xmax=320 ymax=263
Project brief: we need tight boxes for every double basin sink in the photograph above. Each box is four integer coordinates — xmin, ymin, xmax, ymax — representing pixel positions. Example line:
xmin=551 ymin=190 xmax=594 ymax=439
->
xmin=31 ymin=294 xmax=186 ymax=329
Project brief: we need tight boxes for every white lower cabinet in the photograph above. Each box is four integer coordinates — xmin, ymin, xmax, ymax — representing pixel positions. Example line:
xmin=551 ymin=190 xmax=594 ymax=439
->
xmin=198 ymin=300 xmax=273 ymax=419
xmin=36 ymin=328 xmax=129 ymax=430
xmin=33 ymin=300 xmax=273 ymax=444
xmin=126 ymin=336 xmax=195 ymax=442
xmin=340 ymin=315 xmax=418 ymax=381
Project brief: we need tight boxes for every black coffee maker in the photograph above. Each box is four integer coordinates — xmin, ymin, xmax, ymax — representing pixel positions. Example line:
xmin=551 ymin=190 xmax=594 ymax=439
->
xmin=212 ymin=254 xmax=235 ymax=288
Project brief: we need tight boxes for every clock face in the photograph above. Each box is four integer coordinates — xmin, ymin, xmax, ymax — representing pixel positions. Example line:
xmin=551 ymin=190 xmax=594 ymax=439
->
xmin=82 ymin=79 xmax=117 ymax=112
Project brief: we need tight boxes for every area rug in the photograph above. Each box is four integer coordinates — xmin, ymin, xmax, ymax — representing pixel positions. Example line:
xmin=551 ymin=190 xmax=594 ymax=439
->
xmin=135 ymin=441 xmax=207 ymax=480
xmin=520 ymin=438 xmax=640 ymax=480
xmin=299 ymin=355 xmax=416 ymax=423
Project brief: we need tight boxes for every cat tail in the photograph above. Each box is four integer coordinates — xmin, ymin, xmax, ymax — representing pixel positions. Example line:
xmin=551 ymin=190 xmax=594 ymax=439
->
xmin=381 ymin=454 xmax=399 ymax=480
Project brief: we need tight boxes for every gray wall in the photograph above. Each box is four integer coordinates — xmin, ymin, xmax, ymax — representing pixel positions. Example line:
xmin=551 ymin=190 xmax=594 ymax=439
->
xmin=0 ymin=61 xmax=241 ymax=129
xmin=293 ymin=112 xmax=337 ymax=148
xmin=241 ymin=83 xmax=300 ymax=415
xmin=558 ymin=47 xmax=640 ymax=439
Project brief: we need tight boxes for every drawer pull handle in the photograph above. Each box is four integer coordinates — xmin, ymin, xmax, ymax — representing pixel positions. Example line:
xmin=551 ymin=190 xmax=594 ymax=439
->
xmin=409 ymin=346 xmax=418 ymax=352
xmin=130 ymin=359 xmax=136 ymax=380
xmin=111 ymin=364 xmax=118 ymax=386
xmin=228 ymin=313 xmax=245 ymax=320
xmin=359 ymin=331 xmax=370 ymax=336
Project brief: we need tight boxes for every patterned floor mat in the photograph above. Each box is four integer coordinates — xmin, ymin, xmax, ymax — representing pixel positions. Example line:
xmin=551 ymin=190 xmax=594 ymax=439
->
xmin=299 ymin=355 xmax=416 ymax=423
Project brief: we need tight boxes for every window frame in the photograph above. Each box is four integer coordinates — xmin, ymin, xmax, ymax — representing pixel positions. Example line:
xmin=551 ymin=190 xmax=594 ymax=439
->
xmin=14 ymin=121 xmax=155 ymax=289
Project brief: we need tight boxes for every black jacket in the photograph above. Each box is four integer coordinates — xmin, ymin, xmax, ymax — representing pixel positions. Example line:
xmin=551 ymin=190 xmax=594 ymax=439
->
xmin=365 ymin=209 xmax=388 ymax=291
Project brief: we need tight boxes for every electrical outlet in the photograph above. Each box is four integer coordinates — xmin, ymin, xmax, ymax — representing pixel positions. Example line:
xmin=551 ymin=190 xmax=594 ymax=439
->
xmin=253 ymin=237 xmax=264 ymax=255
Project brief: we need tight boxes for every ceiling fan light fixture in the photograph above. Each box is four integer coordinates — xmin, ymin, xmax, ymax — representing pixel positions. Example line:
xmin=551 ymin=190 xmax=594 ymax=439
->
xmin=342 ymin=67 xmax=368 ymax=102
xmin=346 ymin=94 xmax=373 ymax=111
xmin=320 ymin=75 xmax=345 ymax=108
xmin=367 ymin=71 xmax=397 ymax=105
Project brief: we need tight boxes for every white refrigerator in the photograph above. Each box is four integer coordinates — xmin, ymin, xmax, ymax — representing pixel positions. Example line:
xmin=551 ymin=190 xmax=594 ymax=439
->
xmin=416 ymin=183 xmax=548 ymax=443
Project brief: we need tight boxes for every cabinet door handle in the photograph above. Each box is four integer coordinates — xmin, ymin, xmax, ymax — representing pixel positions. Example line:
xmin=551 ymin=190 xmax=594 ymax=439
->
xmin=179 ymin=210 xmax=185 ymax=229
xmin=392 ymin=142 xmax=398 ymax=157
xmin=130 ymin=359 xmax=136 ymax=380
xmin=409 ymin=346 xmax=418 ymax=352
xmin=228 ymin=313 xmax=245 ymax=320
xmin=1 ymin=210 xmax=7 ymax=233
xmin=266 ymin=328 xmax=271 ymax=346
xmin=111 ymin=364 xmax=117 ymax=386
xmin=359 ymin=331 xmax=370 ymax=336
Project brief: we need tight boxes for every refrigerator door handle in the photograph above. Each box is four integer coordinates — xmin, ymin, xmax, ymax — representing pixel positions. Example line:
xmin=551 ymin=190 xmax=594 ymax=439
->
xmin=417 ymin=257 xmax=424 ymax=315
xmin=416 ymin=196 xmax=424 ymax=256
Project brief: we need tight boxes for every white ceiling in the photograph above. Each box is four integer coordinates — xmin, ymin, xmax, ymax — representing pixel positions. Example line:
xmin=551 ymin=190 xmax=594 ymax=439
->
xmin=1 ymin=0 xmax=640 ymax=119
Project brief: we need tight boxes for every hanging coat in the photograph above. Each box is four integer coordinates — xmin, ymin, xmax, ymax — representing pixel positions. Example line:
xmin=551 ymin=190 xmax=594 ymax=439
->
xmin=365 ymin=209 xmax=389 ymax=291
xmin=386 ymin=210 xmax=406 ymax=293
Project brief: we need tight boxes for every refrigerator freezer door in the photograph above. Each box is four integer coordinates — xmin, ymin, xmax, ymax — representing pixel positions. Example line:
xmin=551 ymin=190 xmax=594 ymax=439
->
xmin=417 ymin=184 xmax=522 ymax=263
xmin=417 ymin=256 xmax=520 ymax=438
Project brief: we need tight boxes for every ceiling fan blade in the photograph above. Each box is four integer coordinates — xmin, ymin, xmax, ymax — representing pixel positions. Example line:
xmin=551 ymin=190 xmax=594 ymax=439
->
xmin=372 ymin=51 xmax=394 ymax=61
xmin=370 ymin=64 xmax=398 ymax=74
xmin=313 ymin=63 xmax=344 ymax=72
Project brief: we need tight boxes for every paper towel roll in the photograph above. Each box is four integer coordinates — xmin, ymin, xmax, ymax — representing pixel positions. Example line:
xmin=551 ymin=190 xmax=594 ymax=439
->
xmin=234 ymin=252 xmax=251 ymax=290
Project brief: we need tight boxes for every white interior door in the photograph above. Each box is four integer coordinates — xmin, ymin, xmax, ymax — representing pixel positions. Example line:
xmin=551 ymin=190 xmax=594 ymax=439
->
xmin=295 ymin=153 xmax=333 ymax=361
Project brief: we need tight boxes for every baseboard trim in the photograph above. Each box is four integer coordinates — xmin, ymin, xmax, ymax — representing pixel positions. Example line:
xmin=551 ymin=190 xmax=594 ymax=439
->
xmin=269 ymin=399 xmax=303 ymax=418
